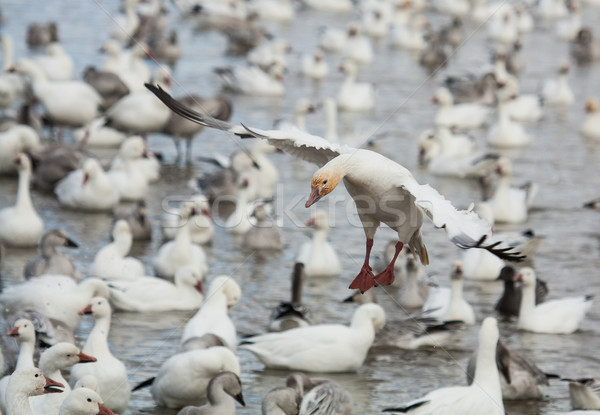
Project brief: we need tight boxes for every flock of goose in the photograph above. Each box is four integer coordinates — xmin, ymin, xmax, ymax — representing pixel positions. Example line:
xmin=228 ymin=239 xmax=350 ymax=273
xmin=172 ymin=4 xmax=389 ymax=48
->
xmin=0 ymin=0 xmax=598 ymax=414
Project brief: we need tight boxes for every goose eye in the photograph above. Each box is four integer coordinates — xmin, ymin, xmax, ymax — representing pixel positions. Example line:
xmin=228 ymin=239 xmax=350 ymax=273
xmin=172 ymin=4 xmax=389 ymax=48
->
xmin=323 ymin=180 xmax=328 ymax=184
xmin=35 ymin=374 xmax=39 ymax=377
xmin=67 ymin=354 xmax=72 ymax=358
xmin=87 ymin=398 xmax=92 ymax=402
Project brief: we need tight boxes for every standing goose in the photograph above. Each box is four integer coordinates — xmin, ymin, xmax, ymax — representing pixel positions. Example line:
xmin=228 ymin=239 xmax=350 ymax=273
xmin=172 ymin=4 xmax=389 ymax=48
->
xmin=146 ymin=84 xmax=523 ymax=293
xmin=59 ymin=387 xmax=115 ymax=415
xmin=296 ymin=210 xmax=341 ymax=277
xmin=24 ymin=229 xmax=79 ymax=280
xmin=0 ymin=153 xmax=44 ymax=247
xmin=177 ymin=372 xmax=245 ymax=415
xmin=70 ymin=298 xmax=130 ymax=414
xmin=7 ymin=368 xmax=64 ymax=415
xmin=515 ymin=268 xmax=593 ymax=334
xmin=91 ymin=220 xmax=144 ymax=281
xmin=383 ymin=317 xmax=504 ymax=415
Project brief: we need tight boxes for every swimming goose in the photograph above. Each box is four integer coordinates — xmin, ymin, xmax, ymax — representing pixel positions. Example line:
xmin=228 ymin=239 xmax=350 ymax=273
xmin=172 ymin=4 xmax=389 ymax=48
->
xmin=319 ymin=27 xmax=348 ymax=53
xmin=146 ymin=84 xmax=524 ymax=294
xmin=177 ymin=372 xmax=245 ymax=415
xmin=248 ymin=0 xmax=294 ymax=22
xmin=581 ymin=98 xmax=600 ymax=140
xmin=398 ymin=257 xmax=431 ymax=309
xmin=140 ymin=346 xmax=240 ymax=409
xmin=516 ymin=268 xmax=593 ymax=334
xmin=541 ymin=63 xmax=575 ymax=106
xmin=56 ymin=158 xmax=120 ymax=211
xmin=383 ymin=317 xmax=503 ymax=415
xmin=390 ymin=14 xmax=428 ymax=51
xmin=31 ymin=343 xmax=96 ymax=415
xmin=287 ymin=372 xmax=352 ymax=415
xmin=153 ymin=203 xmax=209 ymax=279
xmin=296 ymin=210 xmax=341 ymax=277
xmin=303 ymin=0 xmax=352 ymax=13
xmin=109 ymin=265 xmax=204 ymax=312
xmin=337 ymin=60 xmax=374 ymax=111
xmin=109 ymin=0 xmax=140 ymax=42
xmin=113 ymin=201 xmax=152 ymax=241
xmin=24 ymin=229 xmax=79 ymax=280
xmin=150 ymin=31 xmax=181 ymax=66
xmin=107 ymin=137 xmax=151 ymax=202
xmin=433 ymin=0 xmax=470 ymax=16
xmin=243 ymin=204 xmax=284 ymax=250
xmin=73 ymin=118 xmax=127 ymax=148
xmin=0 ymin=276 xmax=110 ymax=331
xmin=162 ymin=196 xmax=214 ymax=244
xmin=91 ymin=220 xmax=145 ymax=281
xmin=439 ymin=17 xmax=464 ymax=48
xmin=301 ymin=49 xmax=329 ymax=83
xmin=537 ymin=0 xmax=568 ymax=20
xmin=269 ymin=263 xmax=311 ymax=332
xmin=495 ymin=266 xmax=548 ymax=319
xmin=0 ymin=125 xmax=41 ymax=174
xmin=214 ymin=64 xmax=285 ymax=97
xmin=442 ymin=73 xmax=497 ymax=105
xmin=422 ymin=262 xmax=475 ymax=325
xmin=34 ymin=43 xmax=74 ymax=82
xmin=419 ymin=33 xmax=448 ymax=73
xmin=182 ymin=276 xmax=241 ymax=349
xmin=59 ymin=387 xmax=115 ymax=415
xmin=162 ymin=94 xmax=232 ymax=163
xmin=248 ymin=39 xmax=291 ymax=70
xmin=556 ymin=0 xmax=581 ymax=41
xmin=467 ymin=339 xmax=554 ymax=399
xmin=11 ymin=309 xmax=74 ymax=348
xmin=7 ymin=368 xmax=64 ymax=415
xmin=225 ymin=172 xmax=258 ymax=235
xmin=70 ymin=298 xmax=130 ymax=414
xmin=487 ymin=95 xmax=533 ymax=148
xmin=83 ymin=67 xmax=129 ymax=109
xmin=9 ymin=59 xmax=101 ymax=128
xmin=241 ymin=303 xmax=385 ymax=372
xmin=489 ymin=157 xmax=537 ymax=224
xmin=432 ymin=87 xmax=490 ymax=129
xmin=105 ymin=66 xmax=172 ymax=135
xmin=342 ymin=23 xmax=374 ymax=65
xmin=0 ymin=154 xmax=44 ymax=247
xmin=261 ymin=386 xmax=300 ymax=415
xmin=562 ymin=378 xmax=600 ymax=410
xmin=27 ymin=22 xmax=59 ymax=47
xmin=487 ymin=11 xmax=519 ymax=44
xmin=570 ymin=28 xmax=600 ymax=64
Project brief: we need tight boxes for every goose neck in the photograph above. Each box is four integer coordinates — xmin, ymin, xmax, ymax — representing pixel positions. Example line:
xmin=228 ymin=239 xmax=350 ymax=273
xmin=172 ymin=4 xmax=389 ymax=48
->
xmin=472 ymin=336 xmax=502 ymax=398
xmin=295 ymin=112 xmax=307 ymax=132
xmin=518 ymin=283 xmax=536 ymax=319
xmin=113 ymin=233 xmax=133 ymax=257
xmin=449 ymin=278 xmax=464 ymax=308
xmin=16 ymin=168 xmax=34 ymax=212
xmin=85 ymin=315 xmax=111 ymax=355
xmin=16 ymin=339 xmax=35 ymax=369
xmin=325 ymin=102 xmax=338 ymax=142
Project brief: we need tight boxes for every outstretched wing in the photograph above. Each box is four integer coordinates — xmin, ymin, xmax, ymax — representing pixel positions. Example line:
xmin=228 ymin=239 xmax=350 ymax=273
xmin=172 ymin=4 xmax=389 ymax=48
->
xmin=146 ymin=84 xmax=349 ymax=167
xmin=400 ymin=178 xmax=525 ymax=262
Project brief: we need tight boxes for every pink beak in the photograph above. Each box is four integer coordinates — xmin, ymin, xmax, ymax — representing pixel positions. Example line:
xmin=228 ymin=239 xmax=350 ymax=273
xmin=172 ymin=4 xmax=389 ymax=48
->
xmin=78 ymin=352 xmax=97 ymax=363
xmin=97 ymin=403 xmax=117 ymax=415
xmin=305 ymin=217 xmax=316 ymax=227
xmin=305 ymin=187 xmax=321 ymax=208
xmin=78 ymin=305 xmax=93 ymax=315
xmin=196 ymin=280 xmax=205 ymax=295
xmin=6 ymin=327 xmax=19 ymax=337
xmin=43 ymin=376 xmax=64 ymax=394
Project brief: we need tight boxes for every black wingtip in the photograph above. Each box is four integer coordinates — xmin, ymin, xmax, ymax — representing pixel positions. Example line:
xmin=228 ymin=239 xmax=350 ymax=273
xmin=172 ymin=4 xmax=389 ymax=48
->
xmin=132 ymin=376 xmax=155 ymax=392
xmin=474 ymin=235 xmax=527 ymax=262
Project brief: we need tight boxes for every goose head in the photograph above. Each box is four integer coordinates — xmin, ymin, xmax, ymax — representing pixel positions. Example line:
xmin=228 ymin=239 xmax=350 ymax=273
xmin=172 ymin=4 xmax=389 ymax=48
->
xmin=338 ymin=60 xmax=358 ymax=77
xmin=13 ymin=152 xmax=32 ymax=173
xmin=208 ymin=276 xmax=242 ymax=308
xmin=313 ymin=48 xmax=325 ymax=63
xmin=153 ymin=65 xmax=172 ymax=88
xmin=479 ymin=317 xmax=499 ymax=349
xmin=175 ymin=266 xmax=205 ymax=295
xmin=513 ymin=267 xmax=536 ymax=287
xmin=432 ymin=87 xmax=453 ymax=106
xmin=82 ymin=159 xmax=104 ymax=186
xmin=61 ymin=387 xmax=116 ymax=415
xmin=450 ymin=261 xmax=464 ymax=281
xmin=306 ymin=162 xmax=344 ymax=208
xmin=78 ymin=297 xmax=111 ymax=319
xmin=7 ymin=318 xmax=36 ymax=342
xmin=40 ymin=342 xmax=96 ymax=372
xmin=585 ymin=97 xmax=598 ymax=113
xmin=267 ymin=63 xmax=285 ymax=82
xmin=193 ymin=195 xmax=212 ymax=219
xmin=40 ymin=228 xmax=78 ymax=254
xmin=493 ymin=157 xmax=512 ymax=177
xmin=352 ymin=303 xmax=386 ymax=332
xmin=99 ymin=40 xmax=122 ymax=58
xmin=207 ymin=371 xmax=245 ymax=407
xmin=8 ymin=367 xmax=64 ymax=396
xmin=496 ymin=266 xmax=515 ymax=282
xmin=295 ymin=98 xmax=316 ymax=116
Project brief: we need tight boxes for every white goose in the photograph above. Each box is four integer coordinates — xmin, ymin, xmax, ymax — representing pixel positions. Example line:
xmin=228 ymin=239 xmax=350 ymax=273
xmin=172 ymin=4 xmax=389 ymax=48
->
xmin=146 ymin=85 xmax=523 ymax=294
xmin=109 ymin=0 xmax=140 ymax=42
xmin=0 ymin=126 xmax=40 ymax=174
xmin=7 ymin=368 xmax=64 ymax=415
xmin=422 ymin=262 xmax=475 ymax=325
xmin=109 ymin=266 xmax=205 ymax=312
xmin=487 ymin=11 xmax=519 ymax=44
xmin=225 ymin=172 xmax=258 ymax=235
xmin=153 ymin=204 xmax=209 ymax=279
xmin=215 ymin=64 xmax=285 ymax=97
xmin=248 ymin=0 xmax=294 ymax=21
xmin=296 ymin=210 xmax=342 ymax=277
xmin=0 ymin=276 xmax=110 ymax=331
xmin=537 ymin=0 xmax=568 ymax=20
xmin=107 ymin=137 xmax=150 ymax=202
xmin=110 ymin=136 xmax=160 ymax=184
xmin=390 ymin=15 xmax=428 ymax=51
xmin=90 ymin=220 xmax=145 ymax=281
xmin=247 ymin=39 xmax=290 ymax=70
xmin=55 ymin=158 xmax=120 ymax=212
xmin=541 ymin=64 xmax=574 ymax=106
xmin=0 ymin=154 xmax=44 ymax=247
xmin=59 ymin=387 xmax=115 ymax=415
xmin=0 ymin=35 xmax=25 ymax=108
xmin=246 ymin=139 xmax=279 ymax=201
xmin=31 ymin=343 xmax=97 ymax=415
xmin=181 ymin=276 xmax=241 ymax=349
xmin=383 ymin=317 xmax=503 ymax=415
xmin=9 ymin=59 xmax=101 ymax=128
xmin=319 ymin=27 xmax=347 ymax=53
xmin=489 ymin=157 xmax=537 ymax=224
xmin=106 ymin=67 xmax=171 ymax=135
xmin=70 ymin=298 xmax=130 ymax=414
xmin=516 ymin=268 xmax=593 ymax=334
xmin=343 ymin=23 xmax=374 ymax=65
xmin=555 ymin=1 xmax=581 ymax=41
xmin=303 ymin=0 xmax=352 ymax=12
xmin=161 ymin=195 xmax=214 ymax=244
xmin=337 ymin=60 xmax=374 ymax=112
xmin=73 ymin=118 xmax=127 ymax=148
xmin=301 ymin=49 xmax=329 ymax=83
xmin=433 ymin=87 xmax=490 ymax=129
xmin=488 ymin=95 xmax=532 ymax=148
xmin=581 ymin=98 xmax=600 ymax=140
xmin=147 ymin=346 xmax=240 ymax=409
xmin=34 ymin=43 xmax=74 ymax=81
xmin=240 ymin=303 xmax=386 ymax=372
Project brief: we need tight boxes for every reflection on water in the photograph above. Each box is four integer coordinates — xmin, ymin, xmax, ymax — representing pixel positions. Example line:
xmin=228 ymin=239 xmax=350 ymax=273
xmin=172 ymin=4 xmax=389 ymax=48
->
xmin=0 ymin=0 xmax=599 ymax=414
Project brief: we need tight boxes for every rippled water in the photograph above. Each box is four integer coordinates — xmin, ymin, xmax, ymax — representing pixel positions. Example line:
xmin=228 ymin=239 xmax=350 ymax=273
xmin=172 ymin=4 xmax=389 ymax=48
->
xmin=1 ymin=1 xmax=600 ymax=414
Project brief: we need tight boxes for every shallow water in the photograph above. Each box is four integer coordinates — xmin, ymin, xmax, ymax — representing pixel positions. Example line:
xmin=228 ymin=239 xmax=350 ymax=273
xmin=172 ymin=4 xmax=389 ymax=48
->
xmin=0 ymin=0 xmax=600 ymax=414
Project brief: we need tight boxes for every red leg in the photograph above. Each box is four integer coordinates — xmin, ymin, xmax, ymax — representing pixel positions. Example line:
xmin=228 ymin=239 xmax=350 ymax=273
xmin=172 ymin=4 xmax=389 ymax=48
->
xmin=349 ymin=238 xmax=376 ymax=293
xmin=374 ymin=241 xmax=403 ymax=286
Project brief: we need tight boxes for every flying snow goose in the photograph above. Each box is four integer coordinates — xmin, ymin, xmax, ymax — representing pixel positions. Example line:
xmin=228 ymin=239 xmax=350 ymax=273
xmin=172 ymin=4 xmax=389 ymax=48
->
xmin=181 ymin=276 xmax=241 ymax=349
xmin=0 ymin=154 xmax=44 ymax=247
xmin=7 ymin=368 xmax=63 ymax=415
xmin=109 ymin=265 xmax=204 ymax=312
xmin=24 ymin=229 xmax=79 ymax=280
xmin=516 ymin=268 xmax=593 ymax=334
xmin=177 ymin=372 xmax=245 ymax=415
xmin=296 ymin=210 xmax=341 ymax=277
xmin=269 ymin=263 xmax=311 ymax=332
xmin=70 ymin=298 xmax=130 ymax=414
xmin=59 ymin=387 xmax=116 ymax=415
xmin=90 ymin=220 xmax=145 ymax=281
xmin=145 ymin=84 xmax=523 ymax=293
xmin=383 ymin=317 xmax=504 ymax=415
xmin=240 ymin=303 xmax=385 ymax=372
